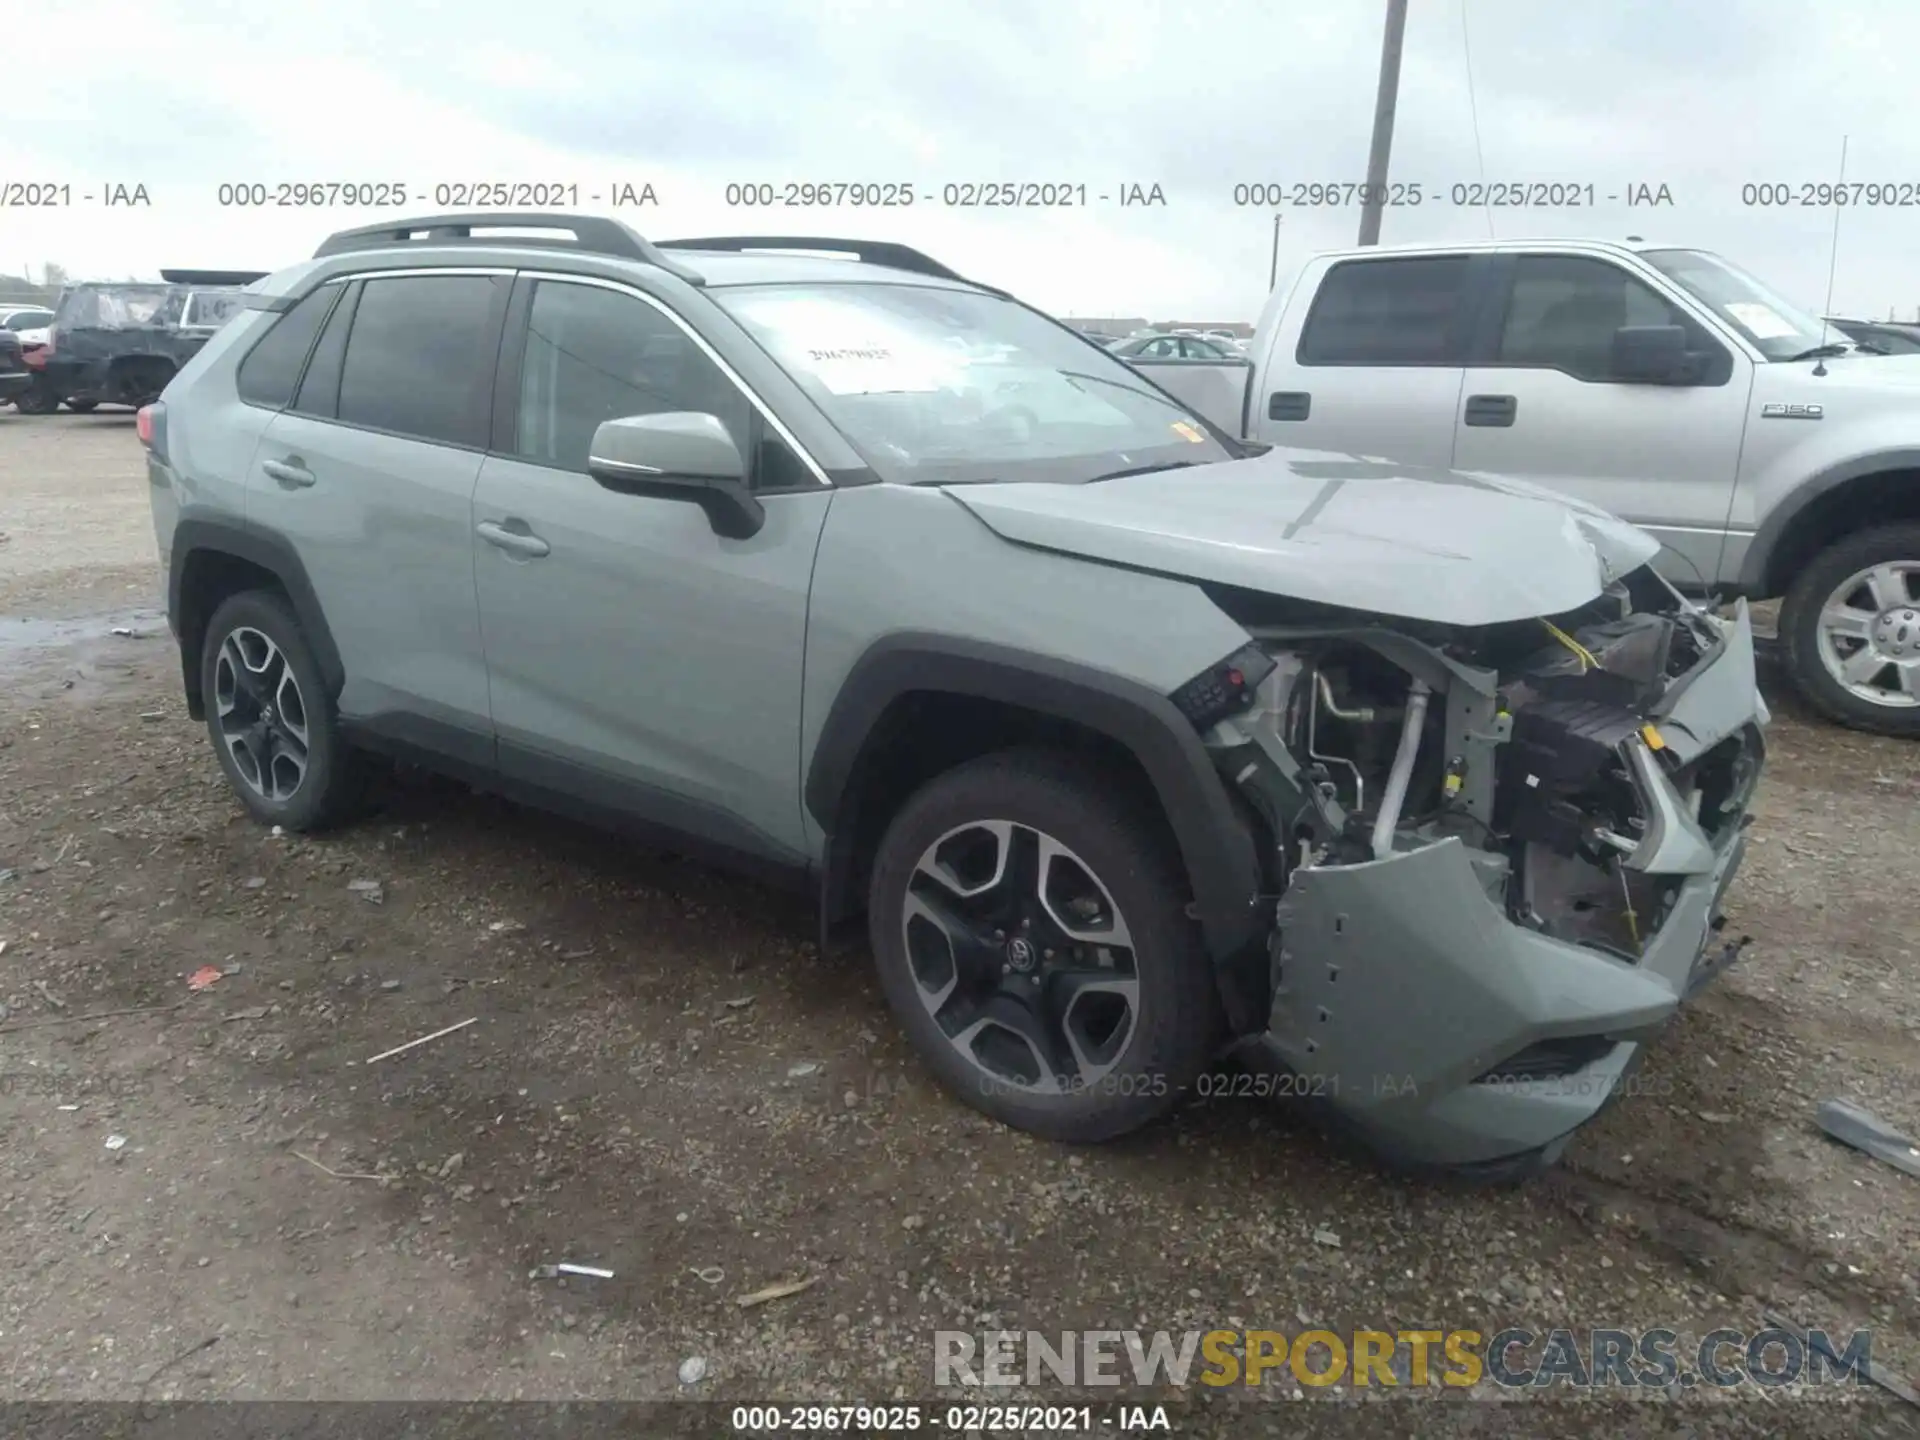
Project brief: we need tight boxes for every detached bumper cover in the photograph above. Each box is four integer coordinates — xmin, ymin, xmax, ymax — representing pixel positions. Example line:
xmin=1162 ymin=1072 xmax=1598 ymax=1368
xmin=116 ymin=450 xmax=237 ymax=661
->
xmin=1256 ymin=602 xmax=1766 ymax=1169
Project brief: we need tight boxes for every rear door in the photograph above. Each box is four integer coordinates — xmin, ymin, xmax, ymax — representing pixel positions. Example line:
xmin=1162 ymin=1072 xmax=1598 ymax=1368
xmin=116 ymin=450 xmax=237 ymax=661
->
xmin=1250 ymin=252 xmax=1483 ymax=466
xmin=1450 ymin=252 xmax=1753 ymax=587
xmin=250 ymin=269 xmax=507 ymax=767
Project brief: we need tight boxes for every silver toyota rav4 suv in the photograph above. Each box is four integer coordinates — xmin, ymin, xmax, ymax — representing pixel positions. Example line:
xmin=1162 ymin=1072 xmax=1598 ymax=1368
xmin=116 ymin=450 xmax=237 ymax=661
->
xmin=141 ymin=213 xmax=1769 ymax=1180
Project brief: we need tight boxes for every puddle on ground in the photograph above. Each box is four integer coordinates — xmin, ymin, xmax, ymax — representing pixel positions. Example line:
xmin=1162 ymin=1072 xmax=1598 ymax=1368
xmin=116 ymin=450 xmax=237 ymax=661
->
xmin=0 ymin=608 xmax=169 ymax=699
xmin=0 ymin=609 xmax=165 ymax=656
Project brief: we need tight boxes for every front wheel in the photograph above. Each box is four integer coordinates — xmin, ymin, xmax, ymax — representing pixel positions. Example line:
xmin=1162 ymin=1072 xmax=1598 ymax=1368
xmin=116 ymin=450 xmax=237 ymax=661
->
xmin=1780 ymin=522 xmax=1920 ymax=737
xmin=199 ymin=589 xmax=366 ymax=830
xmin=867 ymin=749 xmax=1221 ymax=1142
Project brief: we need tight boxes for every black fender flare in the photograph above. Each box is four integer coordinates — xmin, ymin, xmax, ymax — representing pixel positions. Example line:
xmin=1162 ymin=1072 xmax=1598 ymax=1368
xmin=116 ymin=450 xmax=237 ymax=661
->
xmin=805 ymin=633 xmax=1268 ymax=1016
xmin=1739 ymin=449 xmax=1920 ymax=595
xmin=169 ymin=516 xmax=344 ymax=715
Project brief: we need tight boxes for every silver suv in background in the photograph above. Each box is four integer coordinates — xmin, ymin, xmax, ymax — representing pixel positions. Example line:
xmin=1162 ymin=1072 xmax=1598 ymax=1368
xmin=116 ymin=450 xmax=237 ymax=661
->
xmin=141 ymin=214 xmax=1767 ymax=1181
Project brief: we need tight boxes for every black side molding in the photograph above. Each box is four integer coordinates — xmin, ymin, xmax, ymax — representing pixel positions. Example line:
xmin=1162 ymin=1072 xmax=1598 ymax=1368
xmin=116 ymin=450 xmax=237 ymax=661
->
xmin=169 ymin=516 xmax=346 ymax=717
xmin=805 ymin=633 xmax=1266 ymax=976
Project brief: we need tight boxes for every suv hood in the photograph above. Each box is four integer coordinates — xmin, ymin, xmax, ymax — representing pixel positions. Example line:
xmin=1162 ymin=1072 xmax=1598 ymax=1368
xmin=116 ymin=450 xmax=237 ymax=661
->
xmin=944 ymin=447 xmax=1661 ymax=627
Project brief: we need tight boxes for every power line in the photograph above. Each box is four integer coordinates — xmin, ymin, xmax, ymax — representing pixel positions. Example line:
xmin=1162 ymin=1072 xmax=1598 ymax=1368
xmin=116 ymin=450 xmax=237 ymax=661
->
xmin=1459 ymin=0 xmax=1493 ymax=239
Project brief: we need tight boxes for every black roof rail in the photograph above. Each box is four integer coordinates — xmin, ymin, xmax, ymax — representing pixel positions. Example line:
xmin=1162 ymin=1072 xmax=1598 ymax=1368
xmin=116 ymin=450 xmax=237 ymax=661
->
xmin=312 ymin=213 xmax=706 ymax=285
xmin=160 ymin=269 xmax=269 ymax=286
xmin=655 ymin=235 xmax=973 ymax=284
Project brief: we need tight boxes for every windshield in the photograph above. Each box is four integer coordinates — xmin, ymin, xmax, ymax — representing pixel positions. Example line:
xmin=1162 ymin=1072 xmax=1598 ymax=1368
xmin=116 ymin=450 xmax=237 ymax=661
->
xmin=53 ymin=285 xmax=175 ymax=331
xmin=1638 ymin=249 xmax=1839 ymax=361
xmin=711 ymin=282 xmax=1236 ymax=484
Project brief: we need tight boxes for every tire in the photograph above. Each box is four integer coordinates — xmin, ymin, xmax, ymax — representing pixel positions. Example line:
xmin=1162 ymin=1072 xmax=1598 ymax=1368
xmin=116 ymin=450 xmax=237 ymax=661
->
xmin=62 ymin=398 xmax=97 ymax=413
xmin=1779 ymin=522 xmax=1920 ymax=738
xmin=14 ymin=380 xmax=58 ymax=415
xmin=199 ymin=589 xmax=366 ymax=830
xmin=867 ymin=748 xmax=1220 ymax=1143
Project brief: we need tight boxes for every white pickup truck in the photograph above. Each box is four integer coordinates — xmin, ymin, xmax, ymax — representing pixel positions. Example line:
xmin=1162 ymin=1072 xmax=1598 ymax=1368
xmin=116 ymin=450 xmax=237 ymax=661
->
xmin=1131 ymin=237 xmax=1920 ymax=737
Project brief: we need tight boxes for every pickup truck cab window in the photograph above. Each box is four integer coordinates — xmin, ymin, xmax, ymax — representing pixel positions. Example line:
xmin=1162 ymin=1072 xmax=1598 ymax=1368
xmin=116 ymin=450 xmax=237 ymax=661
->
xmin=714 ymin=282 xmax=1235 ymax=484
xmin=1296 ymin=254 xmax=1473 ymax=366
xmin=1493 ymin=254 xmax=1727 ymax=385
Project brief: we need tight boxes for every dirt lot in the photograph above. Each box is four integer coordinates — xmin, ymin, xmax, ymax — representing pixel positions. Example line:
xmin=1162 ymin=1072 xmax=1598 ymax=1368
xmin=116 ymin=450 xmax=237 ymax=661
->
xmin=1 ymin=412 xmax=1917 ymax=1436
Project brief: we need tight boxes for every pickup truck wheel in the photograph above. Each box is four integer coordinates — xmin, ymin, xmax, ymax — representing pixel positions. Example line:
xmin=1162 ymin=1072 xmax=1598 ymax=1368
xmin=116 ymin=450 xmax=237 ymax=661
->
xmin=1781 ymin=523 xmax=1920 ymax=737
xmin=199 ymin=590 xmax=366 ymax=831
xmin=62 ymin=399 xmax=97 ymax=413
xmin=14 ymin=381 xmax=59 ymax=415
xmin=867 ymin=749 xmax=1219 ymax=1143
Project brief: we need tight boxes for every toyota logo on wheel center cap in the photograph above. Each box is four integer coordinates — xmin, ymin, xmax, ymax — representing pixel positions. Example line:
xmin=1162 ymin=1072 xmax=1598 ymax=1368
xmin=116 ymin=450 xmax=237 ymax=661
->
xmin=1006 ymin=936 xmax=1037 ymax=971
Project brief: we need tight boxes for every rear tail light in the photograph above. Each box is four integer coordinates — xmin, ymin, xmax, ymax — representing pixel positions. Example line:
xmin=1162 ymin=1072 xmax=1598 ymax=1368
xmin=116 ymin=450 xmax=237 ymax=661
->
xmin=137 ymin=401 xmax=168 ymax=462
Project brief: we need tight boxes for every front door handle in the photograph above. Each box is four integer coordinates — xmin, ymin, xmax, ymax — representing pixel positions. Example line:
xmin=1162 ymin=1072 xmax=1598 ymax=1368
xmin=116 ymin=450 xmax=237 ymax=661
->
xmin=1463 ymin=394 xmax=1517 ymax=427
xmin=262 ymin=457 xmax=315 ymax=488
xmin=476 ymin=519 xmax=551 ymax=559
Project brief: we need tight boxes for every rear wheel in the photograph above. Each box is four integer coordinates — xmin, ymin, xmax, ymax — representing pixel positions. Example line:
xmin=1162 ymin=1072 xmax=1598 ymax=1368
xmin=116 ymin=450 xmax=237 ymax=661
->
xmin=14 ymin=378 xmax=59 ymax=415
xmin=199 ymin=590 xmax=367 ymax=830
xmin=1780 ymin=522 xmax=1920 ymax=737
xmin=867 ymin=750 xmax=1219 ymax=1142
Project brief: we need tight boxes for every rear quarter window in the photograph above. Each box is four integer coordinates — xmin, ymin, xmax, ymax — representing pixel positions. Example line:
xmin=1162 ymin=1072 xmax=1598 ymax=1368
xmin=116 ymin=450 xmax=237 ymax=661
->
xmin=236 ymin=285 xmax=341 ymax=410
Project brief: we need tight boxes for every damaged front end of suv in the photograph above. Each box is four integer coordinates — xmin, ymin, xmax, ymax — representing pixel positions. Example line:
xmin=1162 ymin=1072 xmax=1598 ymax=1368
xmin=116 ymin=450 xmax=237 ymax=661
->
xmin=1192 ymin=566 xmax=1767 ymax=1176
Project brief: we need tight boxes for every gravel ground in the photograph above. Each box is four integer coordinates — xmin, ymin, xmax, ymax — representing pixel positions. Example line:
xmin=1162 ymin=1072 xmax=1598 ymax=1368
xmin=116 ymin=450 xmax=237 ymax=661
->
xmin=1 ymin=412 xmax=1917 ymax=1436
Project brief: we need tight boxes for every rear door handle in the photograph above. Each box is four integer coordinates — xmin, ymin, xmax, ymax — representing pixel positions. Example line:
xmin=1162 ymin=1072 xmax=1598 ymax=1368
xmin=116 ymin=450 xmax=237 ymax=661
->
xmin=1267 ymin=391 xmax=1311 ymax=421
xmin=1463 ymin=394 xmax=1517 ymax=427
xmin=476 ymin=519 xmax=551 ymax=559
xmin=262 ymin=457 xmax=315 ymax=488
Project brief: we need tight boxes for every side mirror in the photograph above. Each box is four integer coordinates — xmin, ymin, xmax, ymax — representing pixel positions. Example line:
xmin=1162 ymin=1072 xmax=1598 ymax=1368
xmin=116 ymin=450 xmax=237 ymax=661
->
xmin=586 ymin=412 xmax=764 ymax=539
xmin=1611 ymin=324 xmax=1690 ymax=384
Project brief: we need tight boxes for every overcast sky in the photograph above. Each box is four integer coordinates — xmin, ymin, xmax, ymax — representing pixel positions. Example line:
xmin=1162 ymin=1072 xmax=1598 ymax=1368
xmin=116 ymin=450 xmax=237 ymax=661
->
xmin=11 ymin=0 xmax=1920 ymax=321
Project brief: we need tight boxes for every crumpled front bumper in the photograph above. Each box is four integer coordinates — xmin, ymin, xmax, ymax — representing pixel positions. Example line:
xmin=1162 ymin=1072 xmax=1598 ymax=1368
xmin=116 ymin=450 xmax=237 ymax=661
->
xmin=1253 ymin=602 xmax=1767 ymax=1171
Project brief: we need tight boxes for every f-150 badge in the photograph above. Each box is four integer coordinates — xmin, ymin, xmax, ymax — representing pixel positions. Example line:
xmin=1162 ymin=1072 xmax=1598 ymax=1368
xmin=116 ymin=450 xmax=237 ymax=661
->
xmin=1761 ymin=403 xmax=1823 ymax=419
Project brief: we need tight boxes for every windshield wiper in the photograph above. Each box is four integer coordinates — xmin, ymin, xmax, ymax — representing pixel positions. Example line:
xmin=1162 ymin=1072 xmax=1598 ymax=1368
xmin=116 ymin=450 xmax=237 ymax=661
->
xmin=1087 ymin=460 xmax=1201 ymax=483
xmin=1784 ymin=342 xmax=1864 ymax=362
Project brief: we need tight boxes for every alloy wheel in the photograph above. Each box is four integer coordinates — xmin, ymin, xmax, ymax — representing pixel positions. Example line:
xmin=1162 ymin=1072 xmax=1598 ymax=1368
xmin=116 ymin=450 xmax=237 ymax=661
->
xmin=1816 ymin=560 xmax=1920 ymax=709
xmin=214 ymin=626 xmax=311 ymax=802
xmin=901 ymin=819 xmax=1140 ymax=1094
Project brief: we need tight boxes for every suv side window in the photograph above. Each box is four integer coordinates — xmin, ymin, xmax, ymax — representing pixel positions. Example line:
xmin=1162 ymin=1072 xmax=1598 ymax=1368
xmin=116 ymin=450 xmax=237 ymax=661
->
xmin=1495 ymin=255 xmax=1722 ymax=382
xmin=1298 ymin=255 xmax=1474 ymax=366
xmin=513 ymin=280 xmax=795 ymax=485
xmin=236 ymin=284 xmax=340 ymax=410
xmin=336 ymin=274 xmax=505 ymax=447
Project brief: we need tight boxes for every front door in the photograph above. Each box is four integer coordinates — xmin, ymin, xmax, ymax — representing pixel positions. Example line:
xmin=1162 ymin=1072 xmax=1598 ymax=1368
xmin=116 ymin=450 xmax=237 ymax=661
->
xmin=1451 ymin=253 xmax=1753 ymax=589
xmin=471 ymin=274 xmax=831 ymax=869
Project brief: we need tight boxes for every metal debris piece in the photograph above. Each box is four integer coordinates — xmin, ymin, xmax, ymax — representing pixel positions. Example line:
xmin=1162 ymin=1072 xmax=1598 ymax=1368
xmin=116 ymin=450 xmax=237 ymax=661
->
xmin=736 ymin=1275 xmax=818 ymax=1308
xmin=1815 ymin=1098 xmax=1920 ymax=1179
xmin=531 ymin=1262 xmax=614 ymax=1280
xmin=364 ymin=1016 xmax=478 ymax=1065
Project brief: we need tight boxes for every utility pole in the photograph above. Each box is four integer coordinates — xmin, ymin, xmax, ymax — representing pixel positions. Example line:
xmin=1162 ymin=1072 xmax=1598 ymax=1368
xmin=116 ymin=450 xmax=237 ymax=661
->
xmin=1268 ymin=212 xmax=1284 ymax=289
xmin=1357 ymin=0 xmax=1411 ymax=246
